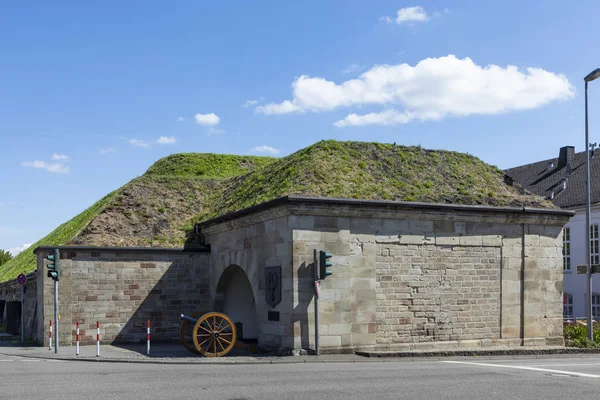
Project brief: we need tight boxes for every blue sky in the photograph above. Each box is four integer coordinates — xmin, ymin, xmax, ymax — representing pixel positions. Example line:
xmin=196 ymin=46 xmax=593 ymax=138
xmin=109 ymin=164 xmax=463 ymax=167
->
xmin=1 ymin=0 xmax=599 ymax=254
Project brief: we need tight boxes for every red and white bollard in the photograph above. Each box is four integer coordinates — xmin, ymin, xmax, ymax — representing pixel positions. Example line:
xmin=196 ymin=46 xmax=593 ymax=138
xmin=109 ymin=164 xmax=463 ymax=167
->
xmin=96 ymin=321 xmax=100 ymax=357
xmin=49 ymin=320 xmax=52 ymax=351
xmin=76 ymin=322 xmax=80 ymax=356
xmin=147 ymin=320 xmax=151 ymax=356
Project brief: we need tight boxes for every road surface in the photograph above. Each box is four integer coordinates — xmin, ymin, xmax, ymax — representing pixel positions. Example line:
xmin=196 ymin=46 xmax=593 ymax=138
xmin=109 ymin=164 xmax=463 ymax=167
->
xmin=1 ymin=355 xmax=600 ymax=399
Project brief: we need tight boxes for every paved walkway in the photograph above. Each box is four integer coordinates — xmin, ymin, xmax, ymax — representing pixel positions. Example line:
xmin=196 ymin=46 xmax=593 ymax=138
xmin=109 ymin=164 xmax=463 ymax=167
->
xmin=0 ymin=342 xmax=375 ymax=364
xmin=2 ymin=342 xmax=600 ymax=365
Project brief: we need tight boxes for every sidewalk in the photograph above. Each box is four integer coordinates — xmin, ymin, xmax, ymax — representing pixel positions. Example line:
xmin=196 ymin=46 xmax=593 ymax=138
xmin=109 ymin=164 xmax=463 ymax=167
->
xmin=0 ymin=342 xmax=374 ymax=364
xmin=1 ymin=342 xmax=600 ymax=365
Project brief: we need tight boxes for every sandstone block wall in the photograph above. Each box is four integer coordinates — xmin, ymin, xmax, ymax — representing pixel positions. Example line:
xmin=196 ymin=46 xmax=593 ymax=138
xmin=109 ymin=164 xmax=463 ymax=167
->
xmin=200 ymin=200 xmax=569 ymax=354
xmin=201 ymin=209 xmax=293 ymax=349
xmin=285 ymin=205 xmax=569 ymax=353
xmin=376 ymin=245 xmax=501 ymax=345
xmin=36 ymin=249 xmax=211 ymax=346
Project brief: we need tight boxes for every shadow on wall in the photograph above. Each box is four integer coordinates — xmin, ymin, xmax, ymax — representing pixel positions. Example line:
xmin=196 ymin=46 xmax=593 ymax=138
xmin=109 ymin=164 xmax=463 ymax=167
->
xmin=102 ymin=252 xmax=212 ymax=348
xmin=292 ymin=261 xmax=312 ymax=351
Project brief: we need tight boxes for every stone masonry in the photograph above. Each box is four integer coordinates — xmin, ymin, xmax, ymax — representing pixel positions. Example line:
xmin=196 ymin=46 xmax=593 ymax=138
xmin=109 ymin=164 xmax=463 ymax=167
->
xmin=34 ymin=247 xmax=211 ymax=346
xmin=198 ymin=197 xmax=571 ymax=354
xmin=375 ymin=245 xmax=501 ymax=345
xmin=200 ymin=207 xmax=293 ymax=349
xmin=12 ymin=196 xmax=570 ymax=353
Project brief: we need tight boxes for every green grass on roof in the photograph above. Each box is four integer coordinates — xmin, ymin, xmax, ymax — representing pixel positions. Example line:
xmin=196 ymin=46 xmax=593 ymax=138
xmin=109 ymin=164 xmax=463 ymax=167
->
xmin=197 ymin=140 xmax=552 ymax=222
xmin=0 ymin=190 xmax=119 ymax=282
xmin=145 ymin=153 xmax=276 ymax=179
xmin=0 ymin=141 xmax=553 ymax=283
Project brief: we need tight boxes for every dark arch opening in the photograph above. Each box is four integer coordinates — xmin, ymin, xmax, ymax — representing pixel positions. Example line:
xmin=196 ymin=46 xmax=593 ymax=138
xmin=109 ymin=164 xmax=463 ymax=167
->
xmin=215 ymin=265 xmax=258 ymax=340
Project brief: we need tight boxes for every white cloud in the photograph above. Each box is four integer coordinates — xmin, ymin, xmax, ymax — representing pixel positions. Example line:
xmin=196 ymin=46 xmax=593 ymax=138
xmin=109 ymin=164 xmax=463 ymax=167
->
xmin=256 ymin=55 xmax=575 ymax=126
xmin=8 ymin=243 xmax=32 ymax=256
xmin=51 ymin=153 xmax=69 ymax=162
xmin=243 ymin=99 xmax=258 ymax=108
xmin=99 ymin=147 xmax=116 ymax=155
xmin=334 ymin=110 xmax=418 ymax=127
xmin=129 ymin=139 xmax=149 ymax=148
xmin=250 ymin=145 xmax=280 ymax=155
xmin=255 ymin=100 xmax=304 ymax=115
xmin=383 ymin=6 xmax=430 ymax=24
xmin=206 ymin=127 xmax=224 ymax=136
xmin=21 ymin=160 xmax=69 ymax=173
xmin=156 ymin=136 xmax=176 ymax=144
xmin=243 ymin=96 xmax=265 ymax=108
xmin=341 ymin=64 xmax=364 ymax=75
xmin=176 ymin=116 xmax=185 ymax=122
xmin=194 ymin=113 xmax=220 ymax=126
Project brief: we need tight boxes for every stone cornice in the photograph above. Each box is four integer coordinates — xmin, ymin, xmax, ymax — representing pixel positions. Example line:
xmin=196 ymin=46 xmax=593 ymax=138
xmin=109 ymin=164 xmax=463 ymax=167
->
xmin=198 ymin=196 xmax=573 ymax=235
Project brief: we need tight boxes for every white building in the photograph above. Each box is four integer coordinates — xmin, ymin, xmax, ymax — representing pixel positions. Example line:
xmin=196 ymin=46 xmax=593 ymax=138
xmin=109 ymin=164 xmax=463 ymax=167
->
xmin=506 ymin=146 xmax=600 ymax=320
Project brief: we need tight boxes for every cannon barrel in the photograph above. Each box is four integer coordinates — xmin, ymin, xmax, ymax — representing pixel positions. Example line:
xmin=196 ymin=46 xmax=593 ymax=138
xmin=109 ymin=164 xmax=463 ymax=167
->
xmin=180 ymin=313 xmax=200 ymax=324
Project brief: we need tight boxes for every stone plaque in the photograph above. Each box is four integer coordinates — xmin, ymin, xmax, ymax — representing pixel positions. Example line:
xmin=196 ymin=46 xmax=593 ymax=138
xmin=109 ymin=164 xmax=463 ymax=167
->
xmin=265 ymin=266 xmax=281 ymax=307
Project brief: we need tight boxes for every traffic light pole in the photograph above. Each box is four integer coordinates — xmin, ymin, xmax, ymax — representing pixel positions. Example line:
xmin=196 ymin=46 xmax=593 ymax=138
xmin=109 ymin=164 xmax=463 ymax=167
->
xmin=54 ymin=279 xmax=58 ymax=353
xmin=20 ymin=285 xmax=24 ymax=344
xmin=313 ymin=249 xmax=319 ymax=356
xmin=53 ymin=248 xmax=59 ymax=353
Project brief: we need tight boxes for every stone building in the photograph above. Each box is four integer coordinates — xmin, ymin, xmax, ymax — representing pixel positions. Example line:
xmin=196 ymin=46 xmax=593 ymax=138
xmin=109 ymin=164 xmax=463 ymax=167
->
xmin=15 ymin=195 xmax=572 ymax=353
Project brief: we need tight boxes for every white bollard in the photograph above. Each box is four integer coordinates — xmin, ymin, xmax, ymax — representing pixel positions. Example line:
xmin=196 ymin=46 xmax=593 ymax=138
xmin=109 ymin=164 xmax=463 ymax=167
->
xmin=76 ymin=322 xmax=80 ymax=356
xmin=147 ymin=320 xmax=151 ymax=356
xmin=96 ymin=321 xmax=100 ymax=357
xmin=49 ymin=320 xmax=52 ymax=351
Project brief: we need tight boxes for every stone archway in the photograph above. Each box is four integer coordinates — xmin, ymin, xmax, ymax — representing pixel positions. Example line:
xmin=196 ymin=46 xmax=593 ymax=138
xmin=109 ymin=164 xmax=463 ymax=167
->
xmin=214 ymin=265 xmax=258 ymax=340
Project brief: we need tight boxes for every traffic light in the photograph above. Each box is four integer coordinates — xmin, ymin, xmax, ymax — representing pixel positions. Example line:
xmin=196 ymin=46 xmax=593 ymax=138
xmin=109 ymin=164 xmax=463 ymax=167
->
xmin=46 ymin=249 xmax=60 ymax=281
xmin=319 ymin=251 xmax=333 ymax=280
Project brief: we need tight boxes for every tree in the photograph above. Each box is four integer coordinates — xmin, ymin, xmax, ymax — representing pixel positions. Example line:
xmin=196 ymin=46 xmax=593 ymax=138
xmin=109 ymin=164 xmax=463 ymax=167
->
xmin=0 ymin=249 xmax=13 ymax=266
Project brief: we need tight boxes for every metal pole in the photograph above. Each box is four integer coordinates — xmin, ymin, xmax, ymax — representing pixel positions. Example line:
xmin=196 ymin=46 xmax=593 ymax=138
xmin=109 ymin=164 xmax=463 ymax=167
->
xmin=20 ymin=285 xmax=24 ymax=344
xmin=54 ymin=278 xmax=59 ymax=353
xmin=314 ymin=249 xmax=319 ymax=356
xmin=585 ymin=81 xmax=594 ymax=342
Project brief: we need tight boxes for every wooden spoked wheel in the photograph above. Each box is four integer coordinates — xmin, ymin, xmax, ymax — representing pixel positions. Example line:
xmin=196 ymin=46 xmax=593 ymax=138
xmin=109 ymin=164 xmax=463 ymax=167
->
xmin=192 ymin=312 xmax=237 ymax=357
xmin=180 ymin=312 xmax=204 ymax=354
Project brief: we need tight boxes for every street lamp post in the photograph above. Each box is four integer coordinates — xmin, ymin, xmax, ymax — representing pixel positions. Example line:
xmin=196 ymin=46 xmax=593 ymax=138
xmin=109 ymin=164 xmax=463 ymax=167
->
xmin=584 ymin=68 xmax=600 ymax=342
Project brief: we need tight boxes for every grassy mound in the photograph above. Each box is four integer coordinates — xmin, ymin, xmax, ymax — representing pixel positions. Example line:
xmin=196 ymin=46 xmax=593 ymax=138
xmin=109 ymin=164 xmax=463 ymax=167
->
xmin=0 ymin=140 xmax=552 ymax=282
xmin=0 ymin=154 xmax=276 ymax=282
xmin=145 ymin=153 xmax=275 ymax=179
xmin=197 ymin=140 xmax=552 ymax=222
xmin=0 ymin=190 xmax=119 ymax=282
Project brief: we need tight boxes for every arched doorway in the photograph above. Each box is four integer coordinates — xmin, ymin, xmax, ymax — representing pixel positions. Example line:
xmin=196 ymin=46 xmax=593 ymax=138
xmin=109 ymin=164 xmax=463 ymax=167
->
xmin=215 ymin=265 xmax=258 ymax=340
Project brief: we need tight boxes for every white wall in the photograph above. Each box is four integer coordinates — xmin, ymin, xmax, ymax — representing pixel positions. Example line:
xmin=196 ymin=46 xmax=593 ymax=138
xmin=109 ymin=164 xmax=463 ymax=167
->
xmin=563 ymin=204 xmax=600 ymax=319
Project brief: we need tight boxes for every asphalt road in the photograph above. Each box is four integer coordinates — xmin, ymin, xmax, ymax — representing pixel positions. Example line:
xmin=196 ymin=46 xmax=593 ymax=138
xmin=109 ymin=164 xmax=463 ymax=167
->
xmin=2 ymin=356 xmax=600 ymax=400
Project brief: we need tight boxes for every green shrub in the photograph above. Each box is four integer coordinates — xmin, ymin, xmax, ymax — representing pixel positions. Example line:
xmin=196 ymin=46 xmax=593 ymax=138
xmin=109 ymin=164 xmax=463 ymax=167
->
xmin=564 ymin=321 xmax=600 ymax=347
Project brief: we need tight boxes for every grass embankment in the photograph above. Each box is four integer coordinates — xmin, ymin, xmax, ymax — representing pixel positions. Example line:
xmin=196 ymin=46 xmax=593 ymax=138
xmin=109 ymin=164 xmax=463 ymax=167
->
xmin=0 ymin=154 xmax=276 ymax=282
xmin=0 ymin=191 xmax=119 ymax=282
xmin=0 ymin=140 xmax=553 ymax=283
xmin=196 ymin=140 xmax=553 ymax=222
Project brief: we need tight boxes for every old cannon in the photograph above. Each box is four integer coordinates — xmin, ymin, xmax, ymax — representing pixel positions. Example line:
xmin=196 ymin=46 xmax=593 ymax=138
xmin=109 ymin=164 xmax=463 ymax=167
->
xmin=179 ymin=312 xmax=255 ymax=357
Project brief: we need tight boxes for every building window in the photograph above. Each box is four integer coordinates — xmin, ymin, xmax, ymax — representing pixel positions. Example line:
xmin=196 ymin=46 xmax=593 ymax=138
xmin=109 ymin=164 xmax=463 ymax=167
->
xmin=591 ymin=225 xmax=600 ymax=266
xmin=563 ymin=227 xmax=571 ymax=271
xmin=593 ymin=294 xmax=600 ymax=318
xmin=563 ymin=293 xmax=573 ymax=318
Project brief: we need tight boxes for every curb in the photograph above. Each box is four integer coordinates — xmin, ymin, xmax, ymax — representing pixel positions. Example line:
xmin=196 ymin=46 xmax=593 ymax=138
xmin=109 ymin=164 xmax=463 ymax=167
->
xmin=0 ymin=352 xmax=375 ymax=365
xmin=355 ymin=348 xmax=600 ymax=358
xmin=2 ymin=347 xmax=600 ymax=365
